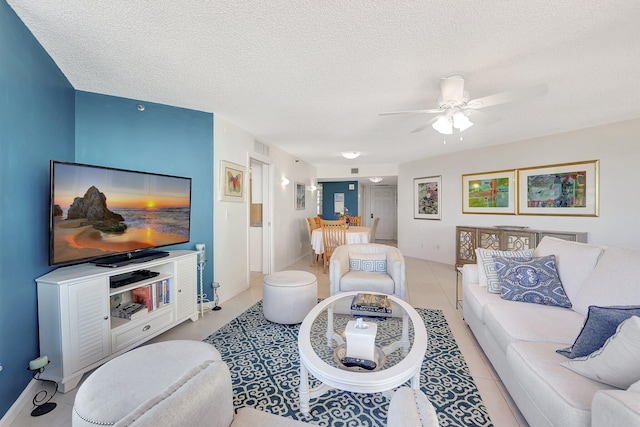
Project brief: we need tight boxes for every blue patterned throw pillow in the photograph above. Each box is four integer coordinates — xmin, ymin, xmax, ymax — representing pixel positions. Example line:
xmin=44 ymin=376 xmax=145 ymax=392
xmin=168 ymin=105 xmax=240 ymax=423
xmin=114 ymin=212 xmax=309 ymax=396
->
xmin=494 ymin=255 xmax=572 ymax=308
xmin=557 ymin=305 xmax=640 ymax=359
xmin=349 ymin=253 xmax=387 ymax=272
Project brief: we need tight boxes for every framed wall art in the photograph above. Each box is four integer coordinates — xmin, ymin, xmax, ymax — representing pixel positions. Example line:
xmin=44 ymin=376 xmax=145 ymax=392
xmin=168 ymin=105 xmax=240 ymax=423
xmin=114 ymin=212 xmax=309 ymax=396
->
xmin=295 ymin=182 xmax=306 ymax=210
xmin=414 ymin=176 xmax=442 ymax=220
xmin=462 ymin=169 xmax=516 ymax=214
xmin=219 ymin=160 xmax=245 ymax=202
xmin=517 ymin=160 xmax=599 ymax=216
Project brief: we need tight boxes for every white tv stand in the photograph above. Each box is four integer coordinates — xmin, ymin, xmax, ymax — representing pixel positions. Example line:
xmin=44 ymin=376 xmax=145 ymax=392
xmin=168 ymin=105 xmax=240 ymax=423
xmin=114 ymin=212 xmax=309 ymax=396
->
xmin=35 ymin=250 xmax=199 ymax=392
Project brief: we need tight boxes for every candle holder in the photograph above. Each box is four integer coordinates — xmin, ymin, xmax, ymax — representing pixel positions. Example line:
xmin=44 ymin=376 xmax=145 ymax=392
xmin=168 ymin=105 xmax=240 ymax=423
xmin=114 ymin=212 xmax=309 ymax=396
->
xmin=212 ymin=281 xmax=222 ymax=311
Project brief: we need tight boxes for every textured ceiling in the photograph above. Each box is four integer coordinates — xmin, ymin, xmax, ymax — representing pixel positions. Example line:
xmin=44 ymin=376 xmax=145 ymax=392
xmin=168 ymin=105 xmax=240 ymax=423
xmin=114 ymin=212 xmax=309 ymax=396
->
xmin=7 ymin=1 xmax=640 ymax=170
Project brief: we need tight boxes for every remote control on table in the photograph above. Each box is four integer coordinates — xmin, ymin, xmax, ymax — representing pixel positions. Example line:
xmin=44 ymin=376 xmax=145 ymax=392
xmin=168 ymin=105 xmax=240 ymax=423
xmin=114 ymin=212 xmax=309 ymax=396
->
xmin=341 ymin=357 xmax=376 ymax=370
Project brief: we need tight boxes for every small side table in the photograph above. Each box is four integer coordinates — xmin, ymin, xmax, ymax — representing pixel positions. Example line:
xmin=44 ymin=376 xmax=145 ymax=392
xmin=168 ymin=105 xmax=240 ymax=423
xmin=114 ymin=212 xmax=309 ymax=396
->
xmin=455 ymin=266 xmax=463 ymax=309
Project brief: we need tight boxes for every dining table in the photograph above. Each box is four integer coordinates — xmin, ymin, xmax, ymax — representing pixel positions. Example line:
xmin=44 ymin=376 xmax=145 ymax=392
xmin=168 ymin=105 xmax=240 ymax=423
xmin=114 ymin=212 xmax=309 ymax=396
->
xmin=311 ymin=226 xmax=371 ymax=255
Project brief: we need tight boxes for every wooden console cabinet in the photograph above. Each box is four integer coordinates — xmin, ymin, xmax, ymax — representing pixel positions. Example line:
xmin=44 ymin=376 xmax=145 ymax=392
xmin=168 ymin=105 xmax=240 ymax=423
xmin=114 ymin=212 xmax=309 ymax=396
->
xmin=36 ymin=250 xmax=198 ymax=392
xmin=456 ymin=226 xmax=588 ymax=267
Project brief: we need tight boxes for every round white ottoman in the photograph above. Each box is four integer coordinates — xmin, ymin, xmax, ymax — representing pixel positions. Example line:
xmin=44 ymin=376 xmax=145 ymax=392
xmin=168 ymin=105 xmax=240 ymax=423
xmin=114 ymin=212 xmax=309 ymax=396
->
xmin=72 ymin=340 xmax=229 ymax=427
xmin=263 ymin=270 xmax=318 ymax=324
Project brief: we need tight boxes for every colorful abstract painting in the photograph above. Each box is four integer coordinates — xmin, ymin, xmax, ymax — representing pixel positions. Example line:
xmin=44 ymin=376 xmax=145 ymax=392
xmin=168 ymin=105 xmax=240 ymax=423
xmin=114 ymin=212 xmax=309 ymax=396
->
xmin=517 ymin=160 xmax=599 ymax=216
xmin=462 ymin=170 xmax=516 ymax=214
xmin=526 ymin=171 xmax=586 ymax=208
xmin=468 ymin=177 xmax=511 ymax=208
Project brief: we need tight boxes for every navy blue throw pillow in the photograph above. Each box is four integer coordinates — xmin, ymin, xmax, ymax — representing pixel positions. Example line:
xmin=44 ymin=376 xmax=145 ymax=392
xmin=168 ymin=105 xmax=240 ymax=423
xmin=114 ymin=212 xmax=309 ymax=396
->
xmin=557 ymin=305 xmax=640 ymax=359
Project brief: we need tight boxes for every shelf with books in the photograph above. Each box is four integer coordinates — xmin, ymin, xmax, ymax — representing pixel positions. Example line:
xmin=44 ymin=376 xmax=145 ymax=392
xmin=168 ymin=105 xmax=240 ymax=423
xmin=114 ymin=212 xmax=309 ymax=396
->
xmin=109 ymin=276 xmax=172 ymax=330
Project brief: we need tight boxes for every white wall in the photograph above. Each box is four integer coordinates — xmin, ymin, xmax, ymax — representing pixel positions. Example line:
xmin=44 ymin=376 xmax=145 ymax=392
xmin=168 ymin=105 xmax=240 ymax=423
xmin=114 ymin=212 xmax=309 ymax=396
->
xmin=213 ymin=115 xmax=318 ymax=303
xmin=398 ymin=117 xmax=640 ymax=265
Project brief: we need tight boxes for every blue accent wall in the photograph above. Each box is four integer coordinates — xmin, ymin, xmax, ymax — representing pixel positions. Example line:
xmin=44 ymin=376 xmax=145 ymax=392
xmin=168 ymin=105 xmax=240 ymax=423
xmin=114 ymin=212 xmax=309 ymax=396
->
xmin=1 ymin=2 xmax=214 ymax=417
xmin=75 ymin=91 xmax=214 ymax=296
xmin=0 ymin=0 xmax=75 ymax=416
xmin=320 ymin=181 xmax=358 ymax=218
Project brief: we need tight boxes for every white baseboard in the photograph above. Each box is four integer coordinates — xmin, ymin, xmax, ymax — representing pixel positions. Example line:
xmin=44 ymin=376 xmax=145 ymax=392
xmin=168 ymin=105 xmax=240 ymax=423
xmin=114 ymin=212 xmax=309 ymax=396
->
xmin=0 ymin=379 xmax=38 ymax=427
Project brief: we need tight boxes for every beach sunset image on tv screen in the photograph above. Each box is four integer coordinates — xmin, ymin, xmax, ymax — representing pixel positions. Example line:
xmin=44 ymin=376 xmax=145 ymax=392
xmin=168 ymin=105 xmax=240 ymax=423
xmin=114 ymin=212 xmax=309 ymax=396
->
xmin=50 ymin=161 xmax=192 ymax=266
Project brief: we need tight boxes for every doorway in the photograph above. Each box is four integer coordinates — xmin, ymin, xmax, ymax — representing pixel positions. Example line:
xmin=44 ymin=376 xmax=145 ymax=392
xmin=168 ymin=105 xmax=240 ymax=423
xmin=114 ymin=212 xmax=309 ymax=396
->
xmin=369 ymin=186 xmax=397 ymax=240
xmin=249 ymin=158 xmax=272 ymax=274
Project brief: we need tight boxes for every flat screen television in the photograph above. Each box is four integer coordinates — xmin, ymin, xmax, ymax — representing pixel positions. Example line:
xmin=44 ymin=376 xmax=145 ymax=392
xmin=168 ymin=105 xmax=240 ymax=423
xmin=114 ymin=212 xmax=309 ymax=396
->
xmin=50 ymin=160 xmax=192 ymax=267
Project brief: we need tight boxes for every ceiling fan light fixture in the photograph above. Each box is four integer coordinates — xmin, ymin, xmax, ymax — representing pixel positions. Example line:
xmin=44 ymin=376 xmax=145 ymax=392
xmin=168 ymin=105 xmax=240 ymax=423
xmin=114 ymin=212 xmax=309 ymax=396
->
xmin=432 ymin=116 xmax=453 ymax=134
xmin=369 ymin=177 xmax=383 ymax=183
xmin=453 ymin=111 xmax=473 ymax=132
xmin=341 ymin=151 xmax=361 ymax=159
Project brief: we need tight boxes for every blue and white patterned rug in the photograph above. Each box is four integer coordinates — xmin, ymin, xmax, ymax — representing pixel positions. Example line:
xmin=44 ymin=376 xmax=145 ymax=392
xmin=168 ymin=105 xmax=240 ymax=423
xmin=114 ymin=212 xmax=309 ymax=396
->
xmin=203 ymin=301 xmax=492 ymax=426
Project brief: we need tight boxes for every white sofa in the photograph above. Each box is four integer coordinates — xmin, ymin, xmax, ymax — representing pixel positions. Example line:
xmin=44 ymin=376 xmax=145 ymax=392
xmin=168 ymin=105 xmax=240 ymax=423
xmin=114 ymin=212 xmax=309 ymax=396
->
xmin=462 ymin=237 xmax=640 ymax=427
xmin=330 ymin=243 xmax=406 ymax=300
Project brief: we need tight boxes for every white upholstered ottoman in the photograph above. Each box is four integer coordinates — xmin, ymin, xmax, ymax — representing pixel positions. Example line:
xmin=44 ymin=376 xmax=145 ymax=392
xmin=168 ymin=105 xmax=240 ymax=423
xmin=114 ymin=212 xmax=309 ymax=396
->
xmin=72 ymin=340 xmax=230 ymax=427
xmin=263 ymin=270 xmax=317 ymax=324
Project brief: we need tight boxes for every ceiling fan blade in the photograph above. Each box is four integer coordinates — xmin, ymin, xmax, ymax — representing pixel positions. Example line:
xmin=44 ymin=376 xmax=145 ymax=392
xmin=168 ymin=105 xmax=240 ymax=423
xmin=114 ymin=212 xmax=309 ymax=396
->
xmin=465 ymin=83 xmax=548 ymax=109
xmin=465 ymin=109 xmax=501 ymax=126
xmin=379 ymin=108 xmax=443 ymax=116
xmin=410 ymin=116 xmax=440 ymax=133
xmin=410 ymin=124 xmax=430 ymax=133
xmin=440 ymin=75 xmax=465 ymax=103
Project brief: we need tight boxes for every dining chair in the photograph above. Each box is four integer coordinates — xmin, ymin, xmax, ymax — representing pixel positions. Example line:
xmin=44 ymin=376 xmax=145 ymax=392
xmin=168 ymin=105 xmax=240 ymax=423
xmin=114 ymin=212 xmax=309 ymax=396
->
xmin=320 ymin=219 xmax=347 ymax=273
xmin=370 ymin=217 xmax=380 ymax=242
xmin=306 ymin=217 xmax=321 ymax=266
xmin=349 ymin=216 xmax=362 ymax=226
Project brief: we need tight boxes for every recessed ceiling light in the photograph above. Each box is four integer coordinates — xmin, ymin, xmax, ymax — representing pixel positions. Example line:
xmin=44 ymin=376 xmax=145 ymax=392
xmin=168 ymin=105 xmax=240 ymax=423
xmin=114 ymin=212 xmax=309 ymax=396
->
xmin=341 ymin=151 xmax=361 ymax=160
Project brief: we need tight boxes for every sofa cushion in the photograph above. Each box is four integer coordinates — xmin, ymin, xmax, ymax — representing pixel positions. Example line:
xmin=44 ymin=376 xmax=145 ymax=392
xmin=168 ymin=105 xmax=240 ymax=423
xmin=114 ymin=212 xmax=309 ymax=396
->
xmin=484 ymin=302 xmax=584 ymax=353
xmin=591 ymin=389 xmax=640 ymax=427
xmin=571 ymin=246 xmax=640 ymax=316
xmin=557 ymin=305 xmax=640 ymax=359
xmin=562 ymin=316 xmax=640 ymax=389
xmin=463 ymin=281 xmax=507 ymax=324
xmin=476 ymin=248 xmax=534 ymax=293
xmin=339 ymin=271 xmax=395 ymax=295
xmin=494 ymin=255 xmax=572 ymax=308
xmin=507 ymin=341 xmax=612 ymax=427
xmin=534 ymin=237 xmax=604 ymax=303
xmin=349 ymin=252 xmax=387 ymax=272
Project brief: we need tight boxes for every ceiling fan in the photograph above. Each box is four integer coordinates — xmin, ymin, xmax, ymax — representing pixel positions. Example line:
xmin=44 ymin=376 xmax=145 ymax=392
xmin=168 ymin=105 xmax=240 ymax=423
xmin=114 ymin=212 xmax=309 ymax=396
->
xmin=380 ymin=75 xmax=548 ymax=135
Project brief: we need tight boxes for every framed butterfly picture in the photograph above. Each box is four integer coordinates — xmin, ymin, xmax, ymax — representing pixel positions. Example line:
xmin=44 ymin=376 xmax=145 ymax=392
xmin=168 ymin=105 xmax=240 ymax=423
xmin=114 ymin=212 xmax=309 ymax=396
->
xmin=219 ymin=160 xmax=245 ymax=202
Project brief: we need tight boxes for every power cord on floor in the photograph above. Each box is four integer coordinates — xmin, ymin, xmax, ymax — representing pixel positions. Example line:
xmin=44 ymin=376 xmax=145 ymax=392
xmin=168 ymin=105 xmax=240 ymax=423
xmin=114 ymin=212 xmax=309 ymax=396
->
xmin=28 ymin=360 xmax=58 ymax=416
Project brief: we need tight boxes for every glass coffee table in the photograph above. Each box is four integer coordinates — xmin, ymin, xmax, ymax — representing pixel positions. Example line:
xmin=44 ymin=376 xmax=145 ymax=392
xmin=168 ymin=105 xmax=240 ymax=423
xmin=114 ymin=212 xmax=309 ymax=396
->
xmin=298 ymin=291 xmax=428 ymax=415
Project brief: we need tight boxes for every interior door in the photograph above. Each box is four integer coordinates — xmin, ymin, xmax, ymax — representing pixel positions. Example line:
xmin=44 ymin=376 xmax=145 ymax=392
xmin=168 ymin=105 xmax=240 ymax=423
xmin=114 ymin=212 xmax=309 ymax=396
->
xmin=370 ymin=186 xmax=397 ymax=240
xmin=249 ymin=158 xmax=272 ymax=275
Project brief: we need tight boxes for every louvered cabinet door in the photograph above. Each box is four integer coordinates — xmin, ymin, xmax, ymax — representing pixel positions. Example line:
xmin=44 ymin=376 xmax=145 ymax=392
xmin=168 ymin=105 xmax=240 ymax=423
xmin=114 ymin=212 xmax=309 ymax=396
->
xmin=175 ymin=256 xmax=198 ymax=322
xmin=68 ymin=278 xmax=110 ymax=374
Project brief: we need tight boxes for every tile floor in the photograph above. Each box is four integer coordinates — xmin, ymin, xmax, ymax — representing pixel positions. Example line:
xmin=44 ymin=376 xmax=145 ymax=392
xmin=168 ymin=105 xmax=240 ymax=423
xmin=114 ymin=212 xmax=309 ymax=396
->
xmin=8 ymin=245 xmax=528 ymax=427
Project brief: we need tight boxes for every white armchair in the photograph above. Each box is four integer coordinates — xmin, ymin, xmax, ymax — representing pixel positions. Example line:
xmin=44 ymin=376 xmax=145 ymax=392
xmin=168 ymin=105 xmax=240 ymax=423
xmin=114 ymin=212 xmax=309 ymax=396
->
xmin=329 ymin=243 xmax=406 ymax=300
